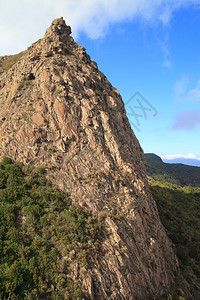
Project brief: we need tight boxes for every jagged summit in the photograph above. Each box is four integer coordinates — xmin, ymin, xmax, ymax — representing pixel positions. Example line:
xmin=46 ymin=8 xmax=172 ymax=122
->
xmin=28 ymin=17 xmax=81 ymax=59
xmin=0 ymin=18 xmax=187 ymax=299
xmin=42 ymin=17 xmax=73 ymax=56
xmin=46 ymin=17 xmax=72 ymax=37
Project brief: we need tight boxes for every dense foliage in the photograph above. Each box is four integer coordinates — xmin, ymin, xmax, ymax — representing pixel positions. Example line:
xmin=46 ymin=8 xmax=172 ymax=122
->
xmin=0 ymin=158 xmax=102 ymax=299
xmin=150 ymin=181 xmax=200 ymax=299
xmin=1 ymin=155 xmax=199 ymax=299
xmin=145 ymin=153 xmax=200 ymax=187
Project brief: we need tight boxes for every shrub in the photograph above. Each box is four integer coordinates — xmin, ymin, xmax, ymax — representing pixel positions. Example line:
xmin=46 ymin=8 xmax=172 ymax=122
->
xmin=0 ymin=157 xmax=102 ymax=299
xmin=1 ymin=157 xmax=13 ymax=165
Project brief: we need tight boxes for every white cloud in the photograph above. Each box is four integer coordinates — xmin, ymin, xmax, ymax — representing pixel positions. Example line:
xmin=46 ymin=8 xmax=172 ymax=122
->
xmin=161 ymin=153 xmax=200 ymax=160
xmin=1 ymin=0 xmax=200 ymax=55
xmin=174 ymin=77 xmax=200 ymax=102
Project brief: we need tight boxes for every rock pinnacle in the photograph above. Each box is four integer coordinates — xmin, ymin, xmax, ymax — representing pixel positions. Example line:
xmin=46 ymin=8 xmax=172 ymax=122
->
xmin=0 ymin=18 xmax=186 ymax=299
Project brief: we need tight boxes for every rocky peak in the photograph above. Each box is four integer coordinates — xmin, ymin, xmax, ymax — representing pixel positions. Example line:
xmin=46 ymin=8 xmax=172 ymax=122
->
xmin=43 ymin=17 xmax=72 ymax=52
xmin=0 ymin=18 xmax=188 ymax=299
xmin=47 ymin=17 xmax=72 ymax=37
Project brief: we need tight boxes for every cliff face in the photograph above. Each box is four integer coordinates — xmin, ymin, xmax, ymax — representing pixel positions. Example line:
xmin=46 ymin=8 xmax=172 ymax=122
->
xmin=0 ymin=18 xmax=181 ymax=299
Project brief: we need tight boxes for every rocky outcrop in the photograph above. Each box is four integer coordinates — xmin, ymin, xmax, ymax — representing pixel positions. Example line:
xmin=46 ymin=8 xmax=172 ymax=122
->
xmin=0 ymin=18 xmax=184 ymax=299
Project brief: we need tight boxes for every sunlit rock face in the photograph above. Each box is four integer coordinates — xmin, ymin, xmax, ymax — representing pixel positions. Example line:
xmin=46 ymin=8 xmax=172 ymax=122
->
xmin=0 ymin=18 xmax=181 ymax=299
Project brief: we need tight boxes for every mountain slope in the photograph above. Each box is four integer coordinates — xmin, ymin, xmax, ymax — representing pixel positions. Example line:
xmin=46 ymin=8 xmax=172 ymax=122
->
xmin=145 ymin=153 xmax=200 ymax=187
xmin=0 ymin=157 xmax=101 ymax=299
xmin=0 ymin=18 xmax=185 ymax=299
xmin=150 ymin=181 xmax=200 ymax=299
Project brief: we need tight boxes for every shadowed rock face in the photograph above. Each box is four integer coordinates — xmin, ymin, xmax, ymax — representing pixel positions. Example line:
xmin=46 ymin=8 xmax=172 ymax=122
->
xmin=0 ymin=18 xmax=182 ymax=299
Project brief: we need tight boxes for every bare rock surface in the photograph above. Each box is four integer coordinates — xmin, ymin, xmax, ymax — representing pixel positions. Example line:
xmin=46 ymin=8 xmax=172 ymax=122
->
xmin=0 ymin=18 xmax=184 ymax=299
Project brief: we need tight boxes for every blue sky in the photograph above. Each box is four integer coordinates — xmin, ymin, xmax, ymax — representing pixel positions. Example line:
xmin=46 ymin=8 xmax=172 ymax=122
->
xmin=1 ymin=0 xmax=200 ymax=159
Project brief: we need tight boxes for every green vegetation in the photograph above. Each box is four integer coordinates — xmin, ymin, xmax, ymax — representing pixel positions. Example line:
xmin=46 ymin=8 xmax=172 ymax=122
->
xmin=150 ymin=180 xmax=200 ymax=299
xmin=0 ymin=52 xmax=25 ymax=71
xmin=150 ymin=290 xmax=185 ymax=300
xmin=0 ymin=158 xmax=102 ymax=299
xmin=94 ymin=90 xmax=101 ymax=96
xmin=145 ymin=153 xmax=200 ymax=187
xmin=1 ymin=155 xmax=199 ymax=299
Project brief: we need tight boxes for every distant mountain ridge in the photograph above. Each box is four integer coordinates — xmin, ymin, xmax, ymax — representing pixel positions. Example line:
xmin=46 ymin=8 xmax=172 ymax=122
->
xmin=145 ymin=153 xmax=200 ymax=187
xmin=162 ymin=157 xmax=200 ymax=167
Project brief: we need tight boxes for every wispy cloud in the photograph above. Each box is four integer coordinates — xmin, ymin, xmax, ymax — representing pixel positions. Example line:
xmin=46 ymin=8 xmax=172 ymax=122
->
xmin=172 ymin=110 xmax=200 ymax=130
xmin=174 ymin=76 xmax=188 ymax=96
xmin=161 ymin=153 xmax=200 ymax=160
xmin=159 ymin=38 xmax=172 ymax=68
xmin=1 ymin=0 xmax=200 ymax=55
xmin=174 ymin=77 xmax=200 ymax=102
xmin=162 ymin=59 xmax=172 ymax=68
xmin=174 ymin=77 xmax=200 ymax=103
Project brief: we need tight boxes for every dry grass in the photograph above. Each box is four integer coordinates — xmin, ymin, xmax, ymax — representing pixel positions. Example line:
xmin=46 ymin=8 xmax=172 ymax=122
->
xmin=0 ymin=51 xmax=26 ymax=71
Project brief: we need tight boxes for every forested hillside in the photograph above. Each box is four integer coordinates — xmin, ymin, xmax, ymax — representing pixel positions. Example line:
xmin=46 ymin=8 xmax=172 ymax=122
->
xmin=150 ymin=181 xmax=200 ymax=299
xmin=145 ymin=153 xmax=200 ymax=187
xmin=0 ymin=157 xmax=102 ymax=299
xmin=1 ymin=156 xmax=200 ymax=299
